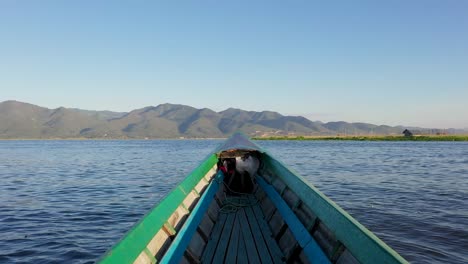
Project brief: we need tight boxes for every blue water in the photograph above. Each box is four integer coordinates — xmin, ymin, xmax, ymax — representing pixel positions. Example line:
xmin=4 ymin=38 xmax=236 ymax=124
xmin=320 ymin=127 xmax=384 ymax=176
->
xmin=0 ymin=140 xmax=467 ymax=263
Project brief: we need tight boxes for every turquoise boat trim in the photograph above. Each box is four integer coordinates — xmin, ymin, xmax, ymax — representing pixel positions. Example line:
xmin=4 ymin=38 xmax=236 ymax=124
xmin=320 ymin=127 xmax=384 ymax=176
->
xmin=98 ymin=154 xmax=218 ymax=264
xmin=160 ymin=171 xmax=224 ymax=264
xmin=263 ymin=154 xmax=408 ymax=264
xmin=257 ymin=176 xmax=330 ymax=264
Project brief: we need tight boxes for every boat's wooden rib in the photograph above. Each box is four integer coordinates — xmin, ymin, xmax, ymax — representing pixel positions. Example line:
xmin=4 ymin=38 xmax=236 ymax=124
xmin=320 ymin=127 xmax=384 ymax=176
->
xmin=211 ymin=210 xmax=235 ymax=263
xmin=248 ymin=196 xmax=284 ymax=263
xmin=258 ymin=175 xmax=330 ymax=263
xmin=99 ymin=132 xmax=408 ymax=264
xmin=236 ymin=226 xmax=248 ymax=264
xmin=224 ymin=212 xmax=240 ymax=264
xmin=159 ymin=172 xmax=224 ymax=264
xmin=203 ymin=194 xmax=285 ymax=263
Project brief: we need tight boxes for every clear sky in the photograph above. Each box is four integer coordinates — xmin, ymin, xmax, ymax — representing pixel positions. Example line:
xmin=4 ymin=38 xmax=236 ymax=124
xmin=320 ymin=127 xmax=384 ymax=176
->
xmin=1 ymin=1 xmax=467 ymax=128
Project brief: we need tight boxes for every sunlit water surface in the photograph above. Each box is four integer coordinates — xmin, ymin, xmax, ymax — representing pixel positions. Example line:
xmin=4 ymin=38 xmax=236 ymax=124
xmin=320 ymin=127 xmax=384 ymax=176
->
xmin=0 ymin=140 xmax=467 ymax=263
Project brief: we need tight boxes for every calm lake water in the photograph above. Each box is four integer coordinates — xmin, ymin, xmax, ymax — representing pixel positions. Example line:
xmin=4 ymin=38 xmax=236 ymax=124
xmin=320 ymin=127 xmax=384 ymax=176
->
xmin=0 ymin=140 xmax=467 ymax=263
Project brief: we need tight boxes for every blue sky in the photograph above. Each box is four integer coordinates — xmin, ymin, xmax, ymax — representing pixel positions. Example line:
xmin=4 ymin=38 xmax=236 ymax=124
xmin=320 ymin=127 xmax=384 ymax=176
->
xmin=0 ymin=1 xmax=467 ymax=128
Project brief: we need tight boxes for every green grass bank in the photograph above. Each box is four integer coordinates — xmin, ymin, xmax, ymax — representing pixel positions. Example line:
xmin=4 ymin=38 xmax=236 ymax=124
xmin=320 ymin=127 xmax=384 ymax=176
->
xmin=253 ymin=135 xmax=468 ymax=141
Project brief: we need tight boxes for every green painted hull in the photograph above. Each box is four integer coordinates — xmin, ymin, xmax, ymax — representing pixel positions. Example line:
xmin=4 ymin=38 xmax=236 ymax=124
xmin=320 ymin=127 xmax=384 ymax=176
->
xmin=261 ymin=154 xmax=407 ymax=263
xmin=99 ymin=154 xmax=218 ymax=264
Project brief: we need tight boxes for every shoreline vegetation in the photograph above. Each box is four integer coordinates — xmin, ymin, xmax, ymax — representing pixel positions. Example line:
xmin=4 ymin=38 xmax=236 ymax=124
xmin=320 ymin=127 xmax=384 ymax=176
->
xmin=1 ymin=135 xmax=468 ymax=141
xmin=252 ymin=135 xmax=468 ymax=141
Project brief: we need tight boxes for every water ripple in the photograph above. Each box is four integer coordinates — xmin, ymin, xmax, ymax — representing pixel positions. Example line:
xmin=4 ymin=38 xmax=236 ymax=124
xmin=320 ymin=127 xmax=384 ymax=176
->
xmin=1 ymin=140 xmax=467 ymax=263
xmin=259 ymin=140 xmax=468 ymax=264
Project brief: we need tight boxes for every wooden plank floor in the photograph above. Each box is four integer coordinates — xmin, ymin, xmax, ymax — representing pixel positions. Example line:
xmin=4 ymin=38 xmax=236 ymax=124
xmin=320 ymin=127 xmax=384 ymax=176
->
xmin=201 ymin=195 xmax=284 ymax=263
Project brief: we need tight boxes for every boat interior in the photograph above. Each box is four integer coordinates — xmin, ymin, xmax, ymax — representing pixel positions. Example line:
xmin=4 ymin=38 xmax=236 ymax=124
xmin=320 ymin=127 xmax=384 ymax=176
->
xmin=134 ymin=149 xmax=360 ymax=264
xmin=100 ymin=133 xmax=405 ymax=264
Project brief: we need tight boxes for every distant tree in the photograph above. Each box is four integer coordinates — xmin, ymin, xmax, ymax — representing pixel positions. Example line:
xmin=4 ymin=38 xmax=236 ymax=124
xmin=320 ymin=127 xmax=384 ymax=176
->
xmin=403 ymin=129 xmax=413 ymax=137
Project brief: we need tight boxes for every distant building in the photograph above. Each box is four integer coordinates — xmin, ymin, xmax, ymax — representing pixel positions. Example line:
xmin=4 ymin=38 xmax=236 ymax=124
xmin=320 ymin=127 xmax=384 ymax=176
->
xmin=403 ymin=129 xmax=413 ymax=137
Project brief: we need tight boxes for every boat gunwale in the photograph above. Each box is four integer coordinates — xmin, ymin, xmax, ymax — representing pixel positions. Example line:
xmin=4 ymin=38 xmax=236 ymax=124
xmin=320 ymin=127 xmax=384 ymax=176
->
xmin=98 ymin=153 xmax=218 ymax=264
xmin=262 ymin=153 xmax=408 ymax=264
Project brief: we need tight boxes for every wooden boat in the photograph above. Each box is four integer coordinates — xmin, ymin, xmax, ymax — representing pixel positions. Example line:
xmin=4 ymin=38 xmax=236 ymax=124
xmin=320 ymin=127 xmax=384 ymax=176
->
xmin=99 ymin=132 xmax=407 ymax=264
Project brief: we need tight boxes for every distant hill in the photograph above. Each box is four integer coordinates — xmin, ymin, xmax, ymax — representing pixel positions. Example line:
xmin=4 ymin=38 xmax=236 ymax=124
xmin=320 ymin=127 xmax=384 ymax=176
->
xmin=69 ymin=108 xmax=126 ymax=120
xmin=0 ymin=100 xmax=461 ymax=139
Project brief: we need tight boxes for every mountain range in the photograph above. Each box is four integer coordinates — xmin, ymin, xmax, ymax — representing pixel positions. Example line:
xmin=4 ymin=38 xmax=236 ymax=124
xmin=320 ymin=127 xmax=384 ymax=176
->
xmin=0 ymin=100 xmax=461 ymax=139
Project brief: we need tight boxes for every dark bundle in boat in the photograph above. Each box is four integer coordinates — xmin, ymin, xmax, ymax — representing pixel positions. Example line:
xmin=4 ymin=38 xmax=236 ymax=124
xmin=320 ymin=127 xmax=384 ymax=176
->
xmin=99 ymin=133 xmax=407 ymax=264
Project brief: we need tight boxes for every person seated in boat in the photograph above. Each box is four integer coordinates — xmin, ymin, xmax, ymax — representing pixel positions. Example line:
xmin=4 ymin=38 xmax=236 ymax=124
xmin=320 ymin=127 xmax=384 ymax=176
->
xmin=224 ymin=158 xmax=236 ymax=177
xmin=221 ymin=156 xmax=255 ymax=194
xmin=235 ymin=153 xmax=260 ymax=182
xmin=220 ymin=158 xmax=240 ymax=194
xmin=216 ymin=159 xmax=227 ymax=174
xmin=238 ymin=170 xmax=254 ymax=194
